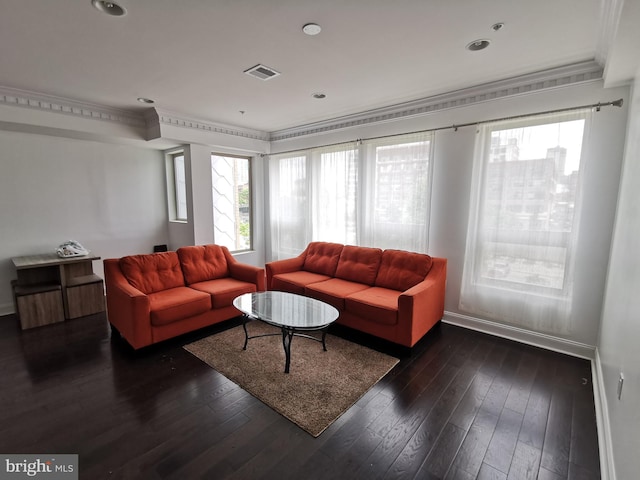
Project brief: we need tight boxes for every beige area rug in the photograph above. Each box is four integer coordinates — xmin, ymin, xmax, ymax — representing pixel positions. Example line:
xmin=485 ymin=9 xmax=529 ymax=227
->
xmin=184 ymin=322 xmax=399 ymax=437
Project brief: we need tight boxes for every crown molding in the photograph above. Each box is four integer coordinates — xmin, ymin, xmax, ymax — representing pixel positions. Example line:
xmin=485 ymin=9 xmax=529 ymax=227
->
xmin=0 ymin=86 xmax=270 ymax=143
xmin=269 ymin=61 xmax=604 ymax=142
xmin=0 ymin=60 xmax=605 ymax=145
xmin=596 ymin=0 xmax=625 ymax=66
xmin=153 ymin=108 xmax=269 ymax=142
xmin=0 ymin=86 xmax=146 ymax=128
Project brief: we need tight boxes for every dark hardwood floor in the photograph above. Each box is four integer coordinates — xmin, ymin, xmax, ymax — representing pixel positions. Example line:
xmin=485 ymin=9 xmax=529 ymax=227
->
xmin=0 ymin=312 xmax=600 ymax=480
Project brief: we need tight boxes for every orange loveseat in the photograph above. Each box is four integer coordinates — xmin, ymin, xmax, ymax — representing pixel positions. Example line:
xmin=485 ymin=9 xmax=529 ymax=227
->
xmin=104 ymin=244 xmax=265 ymax=349
xmin=266 ymin=242 xmax=446 ymax=348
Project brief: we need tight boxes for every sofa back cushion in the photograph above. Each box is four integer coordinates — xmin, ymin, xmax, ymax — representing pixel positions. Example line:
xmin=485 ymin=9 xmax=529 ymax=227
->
xmin=119 ymin=251 xmax=185 ymax=294
xmin=177 ymin=244 xmax=229 ymax=285
xmin=375 ymin=249 xmax=433 ymax=292
xmin=335 ymin=245 xmax=383 ymax=285
xmin=303 ymin=242 xmax=343 ymax=276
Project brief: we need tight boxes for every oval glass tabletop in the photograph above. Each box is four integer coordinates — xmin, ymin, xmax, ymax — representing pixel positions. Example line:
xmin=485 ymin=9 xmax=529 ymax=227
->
xmin=233 ymin=291 xmax=339 ymax=330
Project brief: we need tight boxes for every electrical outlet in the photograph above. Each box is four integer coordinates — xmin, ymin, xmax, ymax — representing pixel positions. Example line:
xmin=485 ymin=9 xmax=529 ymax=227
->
xmin=617 ymin=373 xmax=624 ymax=400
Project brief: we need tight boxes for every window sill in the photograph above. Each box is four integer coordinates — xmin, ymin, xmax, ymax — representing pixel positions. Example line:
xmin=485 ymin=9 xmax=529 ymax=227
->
xmin=231 ymin=249 xmax=255 ymax=258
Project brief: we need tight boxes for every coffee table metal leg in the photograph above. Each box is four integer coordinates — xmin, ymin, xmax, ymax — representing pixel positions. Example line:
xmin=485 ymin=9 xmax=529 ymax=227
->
xmin=242 ymin=315 xmax=249 ymax=350
xmin=321 ymin=327 xmax=329 ymax=351
xmin=281 ymin=327 xmax=294 ymax=373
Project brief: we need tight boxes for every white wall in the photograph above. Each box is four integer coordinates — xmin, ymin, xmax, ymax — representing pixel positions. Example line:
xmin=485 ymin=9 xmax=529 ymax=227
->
xmin=0 ymin=130 xmax=168 ymax=314
xmin=596 ymin=75 xmax=640 ymax=479
xmin=271 ymin=81 xmax=630 ymax=351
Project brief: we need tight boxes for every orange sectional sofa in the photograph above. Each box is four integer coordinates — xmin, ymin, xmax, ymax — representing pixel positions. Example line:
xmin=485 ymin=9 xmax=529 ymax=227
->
xmin=266 ymin=242 xmax=446 ymax=348
xmin=104 ymin=244 xmax=265 ymax=349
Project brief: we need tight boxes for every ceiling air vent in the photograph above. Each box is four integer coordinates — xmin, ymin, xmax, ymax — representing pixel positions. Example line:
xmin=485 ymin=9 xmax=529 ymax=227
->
xmin=244 ymin=64 xmax=281 ymax=81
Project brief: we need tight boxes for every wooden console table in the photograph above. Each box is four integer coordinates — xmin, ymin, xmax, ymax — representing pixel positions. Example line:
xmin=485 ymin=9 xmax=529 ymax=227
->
xmin=11 ymin=253 xmax=105 ymax=329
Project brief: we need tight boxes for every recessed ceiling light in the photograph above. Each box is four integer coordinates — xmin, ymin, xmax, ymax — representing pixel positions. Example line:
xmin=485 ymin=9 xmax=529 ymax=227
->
xmin=137 ymin=97 xmax=154 ymax=104
xmin=491 ymin=22 xmax=505 ymax=31
xmin=92 ymin=0 xmax=127 ymax=17
xmin=312 ymin=93 xmax=326 ymax=99
xmin=466 ymin=39 xmax=491 ymax=51
xmin=302 ymin=23 xmax=322 ymax=36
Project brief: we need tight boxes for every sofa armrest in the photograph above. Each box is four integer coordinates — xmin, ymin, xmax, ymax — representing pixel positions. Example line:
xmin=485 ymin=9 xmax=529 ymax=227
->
xmin=265 ymin=255 xmax=306 ymax=289
xmin=103 ymin=258 xmax=152 ymax=349
xmin=397 ymin=257 xmax=447 ymax=347
xmin=228 ymin=262 xmax=266 ymax=291
xmin=220 ymin=249 xmax=266 ymax=291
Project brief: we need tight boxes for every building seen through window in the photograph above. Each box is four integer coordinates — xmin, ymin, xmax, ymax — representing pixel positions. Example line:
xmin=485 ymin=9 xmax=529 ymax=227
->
xmin=479 ymin=119 xmax=585 ymax=291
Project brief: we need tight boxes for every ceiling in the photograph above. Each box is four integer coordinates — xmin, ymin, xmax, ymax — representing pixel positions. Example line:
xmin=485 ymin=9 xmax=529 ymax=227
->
xmin=0 ymin=0 xmax=637 ymax=134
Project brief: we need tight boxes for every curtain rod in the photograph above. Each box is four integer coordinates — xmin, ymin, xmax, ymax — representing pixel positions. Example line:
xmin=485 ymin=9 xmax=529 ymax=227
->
xmin=266 ymin=98 xmax=623 ymax=157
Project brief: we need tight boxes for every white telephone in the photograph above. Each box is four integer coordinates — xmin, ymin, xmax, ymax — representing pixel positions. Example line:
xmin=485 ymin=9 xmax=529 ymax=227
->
xmin=56 ymin=240 xmax=89 ymax=258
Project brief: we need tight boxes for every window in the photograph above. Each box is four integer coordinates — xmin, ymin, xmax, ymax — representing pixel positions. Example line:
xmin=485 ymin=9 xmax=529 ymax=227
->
xmin=363 ymin=137 xmax=432 ymax=250
xmin=269 ymin=145 xmax=358 ymax=258
xmin=171 ymin=152 xmax=187 ymax=221
xmin=269 ymin=132 xmax=433 ymax=259
xmin=315 ymin=147 xmax=358 ymax=246
xmin=460 ymin=110 xmax=590 ymax=334
xmin=271 ymin=155 xmax=308 ymax=257
xmin=211 ymin=154 xmax=252 ymax=252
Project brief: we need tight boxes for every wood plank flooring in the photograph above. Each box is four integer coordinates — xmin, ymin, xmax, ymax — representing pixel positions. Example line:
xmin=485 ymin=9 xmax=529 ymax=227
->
xmin=0 ymin=313 xmax=600 ymax=479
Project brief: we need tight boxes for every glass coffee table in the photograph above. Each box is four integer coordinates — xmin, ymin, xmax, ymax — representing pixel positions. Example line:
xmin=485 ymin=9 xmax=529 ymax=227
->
xmin=233 ymin=291 xmax=339 ymax=373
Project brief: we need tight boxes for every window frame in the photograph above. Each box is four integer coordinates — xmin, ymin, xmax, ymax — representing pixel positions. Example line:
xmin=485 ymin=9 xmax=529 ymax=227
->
xmin=211 ymin=152 xmax=253 ymax=253
xmin=166 ymin=150 xmax=187 ymax=223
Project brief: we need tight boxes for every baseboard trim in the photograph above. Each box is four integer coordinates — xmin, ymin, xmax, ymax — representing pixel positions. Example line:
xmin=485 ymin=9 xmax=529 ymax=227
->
xmin=592 ymin=348 xmax=616 ymax=480
xmin=0 ymin=302 xmax=15 ymax=317
xmin=442 ymin=311 xmax=596 ymax=360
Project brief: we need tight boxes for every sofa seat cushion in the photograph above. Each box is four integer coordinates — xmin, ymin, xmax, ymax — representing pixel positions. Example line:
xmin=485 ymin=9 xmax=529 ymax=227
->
xmin=334 ymin=245 xmax=382 ymax=285
xmin=148 ymin=287 xmax=211 ymax=326
xmin=305 ymin=278 xmax=370 ymax=310
xmin=120 ymin=251 xmax=185 ymax=294
xmin=190 ymin=278 xmax=258 ymax=308
xmin=177 ymin=244 xmax=230 ymax=284
xmin=303 ymin=242 xmax=344 ymax=276
xmin=375 ymin=249 xmax=433 ymax=292
xmin=345 ymin=287 xmax=401 ymax=326
xmin=271 ymin=271 xmax=332 ymax=294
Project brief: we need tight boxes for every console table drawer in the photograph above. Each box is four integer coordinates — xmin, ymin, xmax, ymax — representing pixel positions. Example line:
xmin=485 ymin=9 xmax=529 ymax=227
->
xmin=16 ymin=286 xmax=65 ymax=330
xmin=66 ymin=280 xmax=105 ymax=319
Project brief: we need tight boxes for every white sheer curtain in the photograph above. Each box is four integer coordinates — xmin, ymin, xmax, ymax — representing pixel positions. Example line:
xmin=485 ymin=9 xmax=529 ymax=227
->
xmin=211 ymin=154 xmax=251 ymax=251
xmin=312 ymin=145 xmax=359 ymax=245
xmin=268 ymin=132 xmax=433 ymax=260
xmin=460 ymin=110 xmax=591 ymax=334
xmin=269 ymin=143 xmax=358 ymax=259
xmin=360 ymin=133 xmax=433 ymax=251
xmin=211 ymin=155 xmax=236 ymax=250
xmin=268 ymin=154 xmax=309 ymax=259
